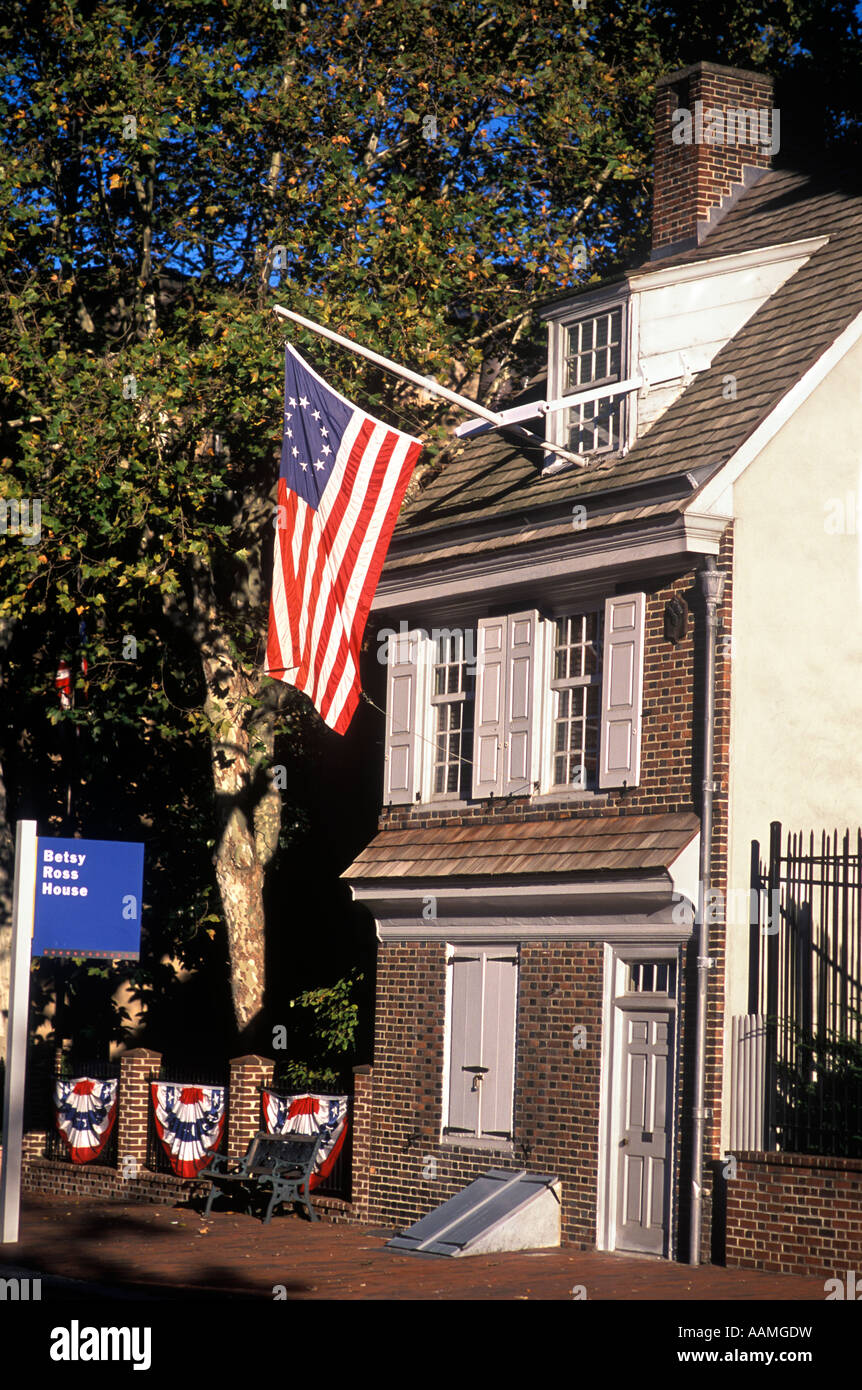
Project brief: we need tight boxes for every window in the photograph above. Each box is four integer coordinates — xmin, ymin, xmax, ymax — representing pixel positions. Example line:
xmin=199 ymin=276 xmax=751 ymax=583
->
xmin=431 ymin=630 xmax=473 ymax=797
xmin=549 ymin=611 xmax=603 ymax=791
xmin=627 ymin=960 xmax=677 ymax=995
xmin=564 ymin=308 xmax=625 ymax=454
xmin=382 ymin=593 xmax=645 ymax=807
xmin=542 ymin=297 xmax=632 ymax=462
xmin=445 ymin=945 xmax=518 ymax=1141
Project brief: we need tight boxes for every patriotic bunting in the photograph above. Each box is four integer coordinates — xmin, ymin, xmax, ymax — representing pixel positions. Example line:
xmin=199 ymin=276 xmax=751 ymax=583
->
xmin=151 ymin=1082 xmax=226 ymax=1178
xmin=54 ymin=1077 xmax=118 ymax=1164
xmin=261 ymin=1091 xmax=349 ymax=1189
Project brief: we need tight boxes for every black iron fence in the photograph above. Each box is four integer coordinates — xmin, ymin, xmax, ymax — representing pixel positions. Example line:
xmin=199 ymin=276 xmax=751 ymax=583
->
xmin=751 ymin=822 xmax=862 ymax=1157
xmin=147 ymin=1065 xmax=229 ymax=1177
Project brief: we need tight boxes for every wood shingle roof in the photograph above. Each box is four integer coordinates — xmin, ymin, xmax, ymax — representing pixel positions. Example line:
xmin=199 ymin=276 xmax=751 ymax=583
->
xmin=343 ymin=812 xmax=700 ymax=880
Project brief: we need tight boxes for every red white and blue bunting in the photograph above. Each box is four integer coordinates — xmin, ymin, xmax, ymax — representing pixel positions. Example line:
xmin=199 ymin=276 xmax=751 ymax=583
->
xmin=261 ymin=1091 xmax=349 ymax=1190
xmin=54 ymin=1077 xmax=118 ymax=1164
xmin=151 ymin=1083 xmax=226 ymax=1178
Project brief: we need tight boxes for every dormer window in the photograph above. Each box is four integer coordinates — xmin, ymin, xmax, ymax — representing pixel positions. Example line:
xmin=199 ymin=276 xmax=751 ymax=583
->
xmin=541 ymin=292 xmax=635 ymax=464
xmin=562 ymin=307 xmax=625 ymax=455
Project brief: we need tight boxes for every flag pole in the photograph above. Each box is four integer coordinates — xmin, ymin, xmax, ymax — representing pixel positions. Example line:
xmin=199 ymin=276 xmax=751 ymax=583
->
xmin=272 ymin=305 xmax=586 ymax=468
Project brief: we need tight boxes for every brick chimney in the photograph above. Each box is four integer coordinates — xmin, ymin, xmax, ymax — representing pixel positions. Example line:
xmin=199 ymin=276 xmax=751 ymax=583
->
xmin=652 ymin=61 xmax=777 ymax=257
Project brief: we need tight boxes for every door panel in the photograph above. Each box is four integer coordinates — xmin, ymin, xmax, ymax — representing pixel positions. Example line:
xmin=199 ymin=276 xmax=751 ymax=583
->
xmin=615 ymin=1010 xmax=673 ymax=1256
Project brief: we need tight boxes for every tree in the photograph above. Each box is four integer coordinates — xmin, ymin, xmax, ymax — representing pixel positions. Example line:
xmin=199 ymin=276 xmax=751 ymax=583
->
xmin=2 ymin=0 xmax=860 ymax=1047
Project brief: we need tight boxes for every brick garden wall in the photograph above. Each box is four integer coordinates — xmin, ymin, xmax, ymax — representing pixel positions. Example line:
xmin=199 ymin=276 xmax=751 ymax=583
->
xmin=16 ymin=1049 xmax=360 ymax=1225
xmin=726 ymin=1152 xmax=862 ymax=1277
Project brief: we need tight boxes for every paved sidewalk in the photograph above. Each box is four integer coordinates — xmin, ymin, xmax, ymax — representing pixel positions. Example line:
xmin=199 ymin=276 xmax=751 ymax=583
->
xmin=0 ymin=1193 xmax=831 ymax=1301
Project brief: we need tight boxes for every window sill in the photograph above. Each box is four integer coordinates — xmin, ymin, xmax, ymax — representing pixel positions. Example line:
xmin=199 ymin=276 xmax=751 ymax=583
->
xmin=440 ymin=1133 xmax=515 ymax=1156
xmin=531 ymin=789 xmax=609 ymax=805
xmin=386 ymin=790 xmax=611 ymax=817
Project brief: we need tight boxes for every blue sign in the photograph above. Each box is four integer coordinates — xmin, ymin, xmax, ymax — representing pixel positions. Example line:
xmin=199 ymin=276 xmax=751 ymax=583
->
xmin=31 ymin=837 xmax=144 ymax=960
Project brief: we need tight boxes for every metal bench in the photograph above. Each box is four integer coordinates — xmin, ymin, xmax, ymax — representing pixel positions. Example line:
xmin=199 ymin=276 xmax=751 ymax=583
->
xmin=198 ymin=1131 xmax=325 ymax=1224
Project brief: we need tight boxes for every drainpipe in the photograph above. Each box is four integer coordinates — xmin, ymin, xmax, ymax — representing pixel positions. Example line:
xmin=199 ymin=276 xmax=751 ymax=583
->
xmin=689 ymin=555 xmax=726 ymax=1266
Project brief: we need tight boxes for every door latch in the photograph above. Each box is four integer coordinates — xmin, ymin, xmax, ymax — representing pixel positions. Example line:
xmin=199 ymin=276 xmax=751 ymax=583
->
xmin=463 ymin=1064 xmax=489 ymax=1092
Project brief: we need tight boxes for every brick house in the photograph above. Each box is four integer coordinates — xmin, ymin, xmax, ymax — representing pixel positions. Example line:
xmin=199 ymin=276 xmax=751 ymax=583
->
xmin=343 ymin=61 xmax=862 ymax=1262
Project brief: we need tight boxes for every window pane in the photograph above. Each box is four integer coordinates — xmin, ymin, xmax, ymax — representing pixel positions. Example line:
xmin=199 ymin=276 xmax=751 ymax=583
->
xmin=549 ymin=621 xmax=602 ymax=790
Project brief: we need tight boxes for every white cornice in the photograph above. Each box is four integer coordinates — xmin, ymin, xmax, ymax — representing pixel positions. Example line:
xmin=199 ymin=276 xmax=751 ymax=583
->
xmin=690 ymin=304 xmax=862 ymax=516
xmin=539 ymin=238 xmax=827 ymax=325
xmin=349 ymin=875 xmax=697 ymax=942
xmin=372 ymin=513 xmax=727 ymax=612
xmin=627 ymin=236 xmax=828 ymax=292
xmin=373 ymin=918 xmax=694 ymax=944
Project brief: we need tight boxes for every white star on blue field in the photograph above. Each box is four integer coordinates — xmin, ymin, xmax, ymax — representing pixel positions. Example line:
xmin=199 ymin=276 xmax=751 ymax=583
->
xmin=280 ymin=348 xmax=354 ymax=509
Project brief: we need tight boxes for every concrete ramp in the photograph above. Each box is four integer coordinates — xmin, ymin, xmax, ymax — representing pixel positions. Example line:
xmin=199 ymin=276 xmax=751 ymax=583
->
xmin=386 ymin=1169 xmax=561 ymax=1257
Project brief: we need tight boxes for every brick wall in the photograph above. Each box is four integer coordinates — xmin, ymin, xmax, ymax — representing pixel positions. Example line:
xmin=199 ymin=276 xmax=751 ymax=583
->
xmin=380 ymin=567 xmax=706 ymax=834
xmin=350 ymin=1065 xmax=374 ymax=1222
xmin=726 ymin=1152 xmax=862 ymax=1276
xmin=117 ymin=1047 xmax=160 ymax=1177
xmin=367 ymin=940 xmax=604 ymax=1246
xmin=653 ymin=62 xmax=774 ymax=252
xmin=228 ymin=1054 xmax=274 ymax=1160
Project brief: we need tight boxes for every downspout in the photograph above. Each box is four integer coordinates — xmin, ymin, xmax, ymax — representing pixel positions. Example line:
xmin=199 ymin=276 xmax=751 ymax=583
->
xmin=689 ymin=554 xmax=726 ymax=1265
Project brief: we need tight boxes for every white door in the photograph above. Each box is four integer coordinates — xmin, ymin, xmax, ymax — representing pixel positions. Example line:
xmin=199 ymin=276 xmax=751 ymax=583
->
xmin=615 ymin=1007 xmax=674 ymax=1255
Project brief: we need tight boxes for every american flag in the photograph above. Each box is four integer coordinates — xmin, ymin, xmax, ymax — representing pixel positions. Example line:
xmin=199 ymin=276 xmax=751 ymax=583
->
xmin=267 ymin=343 xmax=421 ymax=733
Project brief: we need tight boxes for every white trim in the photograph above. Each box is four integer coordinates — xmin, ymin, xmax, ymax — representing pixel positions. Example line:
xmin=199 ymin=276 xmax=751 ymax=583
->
xmin=690 ymin=304 xmax=862 ymax=516
xmin=598 ymin=942 xmax=680 ymax=1257
xmin=440 ymin=941 xmax=456 ymax=1144
xmin=372 ymin=515 xmax=728 ymax=611
xmin=596 ymin=941 xmax=617 ymax=1252
xmin=626 ymin=236 xmax=829 ymax=291
xmin=668 ymin=832 xmax=701 ymax=920
xmin=373 ymin=917 xmax=696 ymax=944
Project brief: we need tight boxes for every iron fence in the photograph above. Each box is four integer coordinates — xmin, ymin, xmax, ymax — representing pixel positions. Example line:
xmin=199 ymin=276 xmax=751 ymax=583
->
xmin=751 ymin=822 xmax=862 ymax=1157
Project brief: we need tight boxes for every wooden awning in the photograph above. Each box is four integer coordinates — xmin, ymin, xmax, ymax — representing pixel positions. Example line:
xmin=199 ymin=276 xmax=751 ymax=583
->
xmin=343 ymin=812 xmax=700 ymax=881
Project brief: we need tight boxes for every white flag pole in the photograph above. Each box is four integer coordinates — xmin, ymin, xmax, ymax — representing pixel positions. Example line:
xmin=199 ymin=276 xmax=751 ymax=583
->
xmin=272 ymin=304 xmax=587 ymax=468
xmin=1 ymin=820 xmax=38 ymax=1244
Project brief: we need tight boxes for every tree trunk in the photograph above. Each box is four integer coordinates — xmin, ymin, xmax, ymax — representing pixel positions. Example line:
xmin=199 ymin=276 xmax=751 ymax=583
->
xmin=199 ymin=619 xmax=282 ymax=1041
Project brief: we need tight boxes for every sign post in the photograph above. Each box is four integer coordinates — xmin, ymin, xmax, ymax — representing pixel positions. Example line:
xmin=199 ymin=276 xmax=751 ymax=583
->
xmin=1 ymin=821 xmax=38 ymax=1244
xmin=0 ymin=826 xmax=144 ymax=1243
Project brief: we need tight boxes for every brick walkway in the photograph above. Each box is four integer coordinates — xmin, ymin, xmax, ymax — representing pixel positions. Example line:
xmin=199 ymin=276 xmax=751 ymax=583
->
xmin=0 ymin=1193 xmax=830 ymax=1301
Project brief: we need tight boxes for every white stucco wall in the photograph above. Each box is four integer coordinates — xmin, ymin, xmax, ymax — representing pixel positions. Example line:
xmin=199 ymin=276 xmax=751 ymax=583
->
xmin=722 ymin=330 xmax=862 ymax=1148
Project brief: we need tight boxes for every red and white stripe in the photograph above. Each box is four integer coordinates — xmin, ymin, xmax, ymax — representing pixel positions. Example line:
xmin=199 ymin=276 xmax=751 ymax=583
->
xmin=267 ymin=395 xmax=420 ymax=734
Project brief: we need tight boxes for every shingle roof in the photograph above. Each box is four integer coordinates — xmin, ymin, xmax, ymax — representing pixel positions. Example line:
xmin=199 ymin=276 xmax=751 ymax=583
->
xmin=394 ymin=164 xmax=862 ymax=546
xmin=343 ymin=812 xmax=700 ymax=880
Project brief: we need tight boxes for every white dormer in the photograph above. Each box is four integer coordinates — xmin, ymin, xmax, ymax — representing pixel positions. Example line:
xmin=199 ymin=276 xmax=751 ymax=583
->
xmin=541 ymin=234 xmax=828 ymax=454
xmin=629 ymin=236 xmax=828 ymax=432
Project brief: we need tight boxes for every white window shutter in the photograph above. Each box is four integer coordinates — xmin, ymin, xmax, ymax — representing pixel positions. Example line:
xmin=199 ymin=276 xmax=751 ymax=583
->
xmin=447 ymin=954 xmax=483 ymax=1134
xmin=383 ymin=629 xmax=424 ymax=804
xmin=503 ymin=610 xmax=540 ymax=796
xmin=472 ymin=617 xmax=506 ymax=798
xmin=599 ymin=592 xmax=646 ymax=789
xmin=478 ymin=953 xmax=518 ymax=1138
